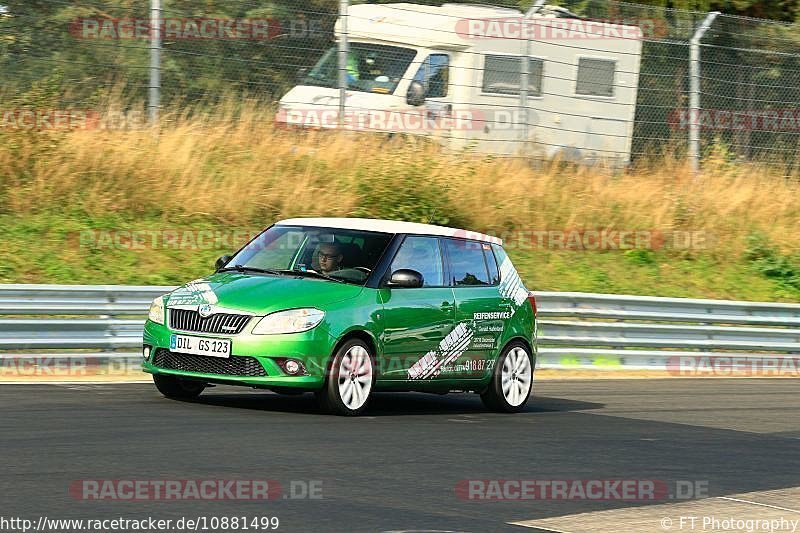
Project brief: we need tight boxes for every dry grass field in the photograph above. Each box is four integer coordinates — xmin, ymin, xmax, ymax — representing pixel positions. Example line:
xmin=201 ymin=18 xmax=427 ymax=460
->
xmin=2 ymin=103 xmax=799 ymax=299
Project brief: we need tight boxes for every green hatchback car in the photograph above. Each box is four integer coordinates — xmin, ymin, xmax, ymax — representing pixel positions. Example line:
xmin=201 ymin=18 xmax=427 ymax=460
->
xmin=142 ymin=218 xmax=537 ymax=415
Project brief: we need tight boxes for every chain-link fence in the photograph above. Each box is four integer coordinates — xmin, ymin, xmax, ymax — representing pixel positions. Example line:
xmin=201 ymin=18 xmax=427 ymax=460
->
xmin=3 ymin=0 xmax=800 ymax=170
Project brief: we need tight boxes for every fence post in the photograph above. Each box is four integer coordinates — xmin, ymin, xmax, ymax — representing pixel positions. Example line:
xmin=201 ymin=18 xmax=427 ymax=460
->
xmin=148 ymin=0 xmax=162 ymax=126
xmin=688 ymin=11 xmax=719 ymax=174
xmin=519 ymin=0 xmax=546 ymax=145
xmin=337 ymin=0 xmax=349 ymax=127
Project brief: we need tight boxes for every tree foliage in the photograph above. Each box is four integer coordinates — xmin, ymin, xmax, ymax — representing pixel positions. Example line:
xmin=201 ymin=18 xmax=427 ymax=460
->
xmin=0 ymin=0 xmax=337 ymax=106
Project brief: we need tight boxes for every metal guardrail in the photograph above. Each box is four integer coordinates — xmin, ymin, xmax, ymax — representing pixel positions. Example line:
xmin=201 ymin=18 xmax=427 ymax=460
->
xmin=533 ymin=292 xmax=800 ymax=369
xmin=1 ymin=285 xmax=798 ymax=370
xmin=0 ymin=284 xmax=174 ymax=316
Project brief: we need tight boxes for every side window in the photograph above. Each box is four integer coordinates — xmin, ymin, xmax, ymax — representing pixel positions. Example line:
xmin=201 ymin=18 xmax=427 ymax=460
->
xmin=444 ymin=239 xmax=490 ymax=286
xmin=484 ymin=245 xmax=500 ymax=285
xmin=491 ymin=243 xmax=510 ymax=276
xmin=414 ymin=54 xmax=450 ymax=98
xmin=412 ymin=54 xmax=449 ymax=98
xmin=576 ymin=58 xmax=616 ymax=97
xmin=389 ymin=236 xmax=444 ymax=287
xmin=482 ymin=55 xmax=543 ymax=96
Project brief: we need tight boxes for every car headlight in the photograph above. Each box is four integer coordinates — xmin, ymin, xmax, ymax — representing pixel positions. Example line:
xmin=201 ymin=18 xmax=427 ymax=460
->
xmin=252 ymin=308 xmax=325 ymax=335
xmin=148 ymin=296 xmax=165 ymax=325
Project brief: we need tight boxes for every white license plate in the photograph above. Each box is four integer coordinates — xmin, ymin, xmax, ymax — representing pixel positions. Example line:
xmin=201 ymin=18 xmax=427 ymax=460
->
xmin=170 ymin=334 xmax=231 ymax=358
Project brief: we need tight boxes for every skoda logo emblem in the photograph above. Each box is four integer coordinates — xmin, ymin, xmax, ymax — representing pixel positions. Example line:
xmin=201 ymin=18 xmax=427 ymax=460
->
xmin=198 ymin=304 xmax=214 ymax=318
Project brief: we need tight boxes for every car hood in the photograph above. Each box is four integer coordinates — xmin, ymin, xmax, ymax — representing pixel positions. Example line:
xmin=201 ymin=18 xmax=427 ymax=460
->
xmin=165 ymin=272 xmax=364 ymax=315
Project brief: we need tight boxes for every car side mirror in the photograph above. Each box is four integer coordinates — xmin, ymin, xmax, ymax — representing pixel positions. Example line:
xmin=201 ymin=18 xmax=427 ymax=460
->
xmin=215 ymin=255 xmax=232 ymax=271
xmin=406 ymin=81 xmax=426 ymax=106
xmin=387 ymin=269 xmax=423 ymax=288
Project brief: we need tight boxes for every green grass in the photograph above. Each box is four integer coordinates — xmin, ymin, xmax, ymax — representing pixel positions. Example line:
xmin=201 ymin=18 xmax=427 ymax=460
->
xmin=3 ymin=212 xmax=798 ymax=302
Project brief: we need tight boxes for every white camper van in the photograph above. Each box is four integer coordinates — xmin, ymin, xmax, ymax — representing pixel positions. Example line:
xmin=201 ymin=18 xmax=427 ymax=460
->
xmin=276 ymin=3 xmax=642 ymax=165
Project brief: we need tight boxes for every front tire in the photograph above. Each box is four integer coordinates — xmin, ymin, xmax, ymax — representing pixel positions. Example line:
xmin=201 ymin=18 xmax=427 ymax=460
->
xmin=481 ymin=342 xmax=534 ymax=413
xmin=316 ymin=339 xmax=375 ymax=416
xmin=153 ymin=374 xmax=206 ymax=400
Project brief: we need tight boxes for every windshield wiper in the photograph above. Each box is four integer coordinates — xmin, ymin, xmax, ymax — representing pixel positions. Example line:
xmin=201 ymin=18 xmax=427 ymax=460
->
xmin=219 ymin=265 xmax=346 ymax=283
xmin=219 ymin=264 xmax=284 ymax=276
xmin=286 ymin=268 xmax=345 ymax=283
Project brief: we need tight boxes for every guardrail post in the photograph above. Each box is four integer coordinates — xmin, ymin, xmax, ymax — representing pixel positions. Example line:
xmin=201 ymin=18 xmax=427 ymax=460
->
xmin=688 ymin=11 xmax=719 ymax=175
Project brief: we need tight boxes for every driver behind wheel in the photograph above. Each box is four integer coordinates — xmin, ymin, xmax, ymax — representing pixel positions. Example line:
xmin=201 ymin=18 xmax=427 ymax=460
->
xmin=317 ymin=242 xmax=344 ymax=274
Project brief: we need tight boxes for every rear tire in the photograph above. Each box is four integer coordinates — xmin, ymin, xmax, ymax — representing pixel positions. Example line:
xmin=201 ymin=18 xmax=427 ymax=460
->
xmin=481 ymin=342 xmax=534 ymax=413
xmin=153 ymin=374 xmax=206 ymax=400
xmin=315 ymin=339 xmax=375 ymax=416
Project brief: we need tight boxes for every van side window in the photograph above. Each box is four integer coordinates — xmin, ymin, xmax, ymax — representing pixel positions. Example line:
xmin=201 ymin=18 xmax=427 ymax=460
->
xmin=412 ymin=54 xmax=449 ymax=98
xmin=389 ymin=236 xmax=445 ymax=287
xmin=444 ymin=239 xmax=490 ymax=286
xmin=482 ymin=55 xmax=543 ymax=96
xmin=576 ymin=58 xmax=616 ymax=97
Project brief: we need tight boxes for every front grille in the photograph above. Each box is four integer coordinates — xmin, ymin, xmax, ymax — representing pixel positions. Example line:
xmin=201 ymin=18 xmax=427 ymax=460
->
xmin=152 ymin=349 xmax=266 ymax=377
xmin=169 ymin=308 xmax=251 ymax=335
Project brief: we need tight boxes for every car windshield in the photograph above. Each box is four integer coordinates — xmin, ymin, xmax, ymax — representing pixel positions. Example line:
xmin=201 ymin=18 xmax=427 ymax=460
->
xmin=225 ymin=225 xmax=393 ymax=285
xmin=303 ymin=43 xmax=417 ymax=95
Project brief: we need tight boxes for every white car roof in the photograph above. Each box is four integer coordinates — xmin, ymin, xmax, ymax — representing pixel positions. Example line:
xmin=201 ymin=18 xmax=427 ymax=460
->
xmin=276 ymin=217 xmax=503 ymax=245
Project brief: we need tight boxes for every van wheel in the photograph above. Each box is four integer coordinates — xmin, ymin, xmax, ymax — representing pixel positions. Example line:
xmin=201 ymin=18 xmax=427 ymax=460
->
xmin=316 ymin=339 xmax=375 ymax=416
xmin=481 ymin=342 xmax=533 ymax=413
xmin=153 ymin=374 xmax=206 ymax=400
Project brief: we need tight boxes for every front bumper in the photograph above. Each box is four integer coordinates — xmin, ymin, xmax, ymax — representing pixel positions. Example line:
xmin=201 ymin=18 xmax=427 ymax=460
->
xmin=141 ymin=320 xmax=336 ymax=390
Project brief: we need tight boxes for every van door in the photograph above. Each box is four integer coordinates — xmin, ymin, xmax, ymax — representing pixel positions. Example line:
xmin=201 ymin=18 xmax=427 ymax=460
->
xmin=378 ymin=236 xmax=456 ymax=381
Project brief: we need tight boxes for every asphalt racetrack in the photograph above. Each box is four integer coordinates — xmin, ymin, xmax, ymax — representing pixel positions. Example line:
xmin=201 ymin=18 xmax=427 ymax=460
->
xmin=2 ymin=379 xmax=799 ymax=532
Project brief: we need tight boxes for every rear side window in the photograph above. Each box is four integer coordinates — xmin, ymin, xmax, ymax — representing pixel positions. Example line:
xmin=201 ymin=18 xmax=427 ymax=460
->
xmin=444 ymin=239 xmax=490 ymax=286
xmin=492 ymin=241 xmax=509 ymax=262
xmin=484 ymin=244 xmax=500 ymax=284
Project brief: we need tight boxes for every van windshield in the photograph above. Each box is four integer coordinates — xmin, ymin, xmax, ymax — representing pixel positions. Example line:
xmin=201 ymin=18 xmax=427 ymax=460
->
xmin=303 ymin=43 xmax=417 ymax=95
xmin=224 ymin=225 xmax=393 ymax=285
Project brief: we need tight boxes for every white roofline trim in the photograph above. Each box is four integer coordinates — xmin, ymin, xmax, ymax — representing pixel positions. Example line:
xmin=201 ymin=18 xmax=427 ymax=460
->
xmin=276 ymin=217 xmax=503 ymax=246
